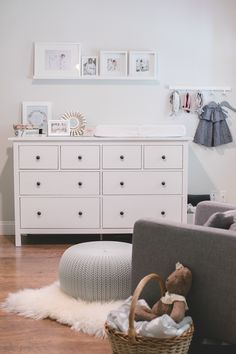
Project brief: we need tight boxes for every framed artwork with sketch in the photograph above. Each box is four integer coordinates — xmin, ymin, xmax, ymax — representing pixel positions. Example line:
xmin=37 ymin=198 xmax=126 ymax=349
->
xmin=34 ymin=42 xmax=81 ymax=79
xmin=100 ymin=51 xmax=127 ymax=77
xmin=81 ymin=56 xmax=98 ymax=77
xmin=129 ymin=51 xmax=157 ymax=78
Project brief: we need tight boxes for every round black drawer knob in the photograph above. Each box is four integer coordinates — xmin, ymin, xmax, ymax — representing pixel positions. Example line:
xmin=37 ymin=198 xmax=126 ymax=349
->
xmin=161 ymin=155 xmax=166 ymax=160
xmin=161 ymin=181 xmax=166 ymax=186
xmin=120 ymin=181 xmax=124 ymax=186
xmin=78 ymin=211 xmax=83 ymax=216
xmin=120 ymin=155 xmax=124 ymax=160
xmin=78 ymin=155 xmax=82 ymax=160
xmin=37 ymin=211 xmax=41 ymax=216
xmin=78 ymin=182 xmax=83 ymax=186
xmin=36 ymin=155 xmax=40 ymax=160
xmin=161 ymin=211 xmax=166 ymax=216
xmin=120 ymin=211 xmax=124 ymax=216
xmin=36 ymin=181 xmax=41 ymax=186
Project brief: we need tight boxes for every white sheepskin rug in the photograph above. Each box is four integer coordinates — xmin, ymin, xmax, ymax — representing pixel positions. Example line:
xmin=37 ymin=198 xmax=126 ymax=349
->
xmin=1 ymin=281 xmax=124 ymax=338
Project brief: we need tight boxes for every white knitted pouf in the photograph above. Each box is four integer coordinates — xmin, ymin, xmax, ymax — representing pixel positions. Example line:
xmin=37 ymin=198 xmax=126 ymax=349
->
xmin=58 ymin=241 xmax=132 ymax=302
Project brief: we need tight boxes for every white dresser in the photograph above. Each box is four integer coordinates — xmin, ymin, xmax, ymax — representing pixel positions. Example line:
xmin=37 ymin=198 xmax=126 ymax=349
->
xmin=9 ymin=136 xmax=189 ymax=246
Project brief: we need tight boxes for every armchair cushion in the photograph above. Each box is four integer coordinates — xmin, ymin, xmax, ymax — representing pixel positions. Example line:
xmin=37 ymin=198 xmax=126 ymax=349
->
xmin=195 ymin=201 xmax=236 ymax=225
xmin=229 ymin=223 xmax=236 ymax=231
xmin=204 ymin=210 xmax=236 ymax=229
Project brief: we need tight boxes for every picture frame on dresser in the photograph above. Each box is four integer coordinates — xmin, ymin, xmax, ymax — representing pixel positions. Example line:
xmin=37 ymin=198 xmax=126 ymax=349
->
xmin=22 ymin=101 xmax=52 ymax=134
xmin=47 ymin=119 xmax=70 ymax=136
xmin=34 ymin=42 xmax=81 ymax=79
xmin=129 ymin=51 xmax=157 ymax=78
xmin=100 ymin=50 xmax=127 ymax=77
xmin=81 ymin=56 xmax=98 ymax=77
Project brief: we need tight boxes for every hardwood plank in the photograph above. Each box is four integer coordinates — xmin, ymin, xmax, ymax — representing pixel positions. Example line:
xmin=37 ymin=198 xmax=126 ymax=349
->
xmin=0 ymin=235 xmax=112 ymax=354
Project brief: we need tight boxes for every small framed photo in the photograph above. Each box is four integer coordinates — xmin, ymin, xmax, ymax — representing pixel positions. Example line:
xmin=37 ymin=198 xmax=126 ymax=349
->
xmin=22 ymin=101 xmax=52 ymax=133
xmin=34 ymin=42 xmax=81 ymax=79
xmin=100 ymin=51 xmax=127 ymax=77
xmin=47 ymin=120 xmax=70 ymax=136
xmin=129 ymin=51 xmax=157 ymax=78
xmin=81 ymin=56 xmax=98 ymax=77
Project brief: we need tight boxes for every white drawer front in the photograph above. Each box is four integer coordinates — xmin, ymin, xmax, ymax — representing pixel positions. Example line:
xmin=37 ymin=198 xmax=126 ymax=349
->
xmin=20 ymin=197 xmax=100 ymax=228
xmin=103 ymin=171 xmax=182 ymax=195
xmin=19 ymin=146 xmax=58 ymax=169
xmin=144 ymin=145 xmax=183 ymax=169
xmin=20 ymin=172 xmax=100 ymax=195
xmin=102 ymin=195 xmax=182 ymax=228
xmin=61 ymin=145 xmax=99 ymax=169
xmin=103 ymin=145 xmax=141 ymax=169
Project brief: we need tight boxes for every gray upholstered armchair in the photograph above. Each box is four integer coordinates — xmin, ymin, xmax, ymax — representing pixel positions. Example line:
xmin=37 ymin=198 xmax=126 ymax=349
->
xmin=131 ymin=201 xmax=236 ymax=345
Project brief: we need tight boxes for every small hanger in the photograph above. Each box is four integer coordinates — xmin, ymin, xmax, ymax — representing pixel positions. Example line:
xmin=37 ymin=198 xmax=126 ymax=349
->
xmin=170 ymin=90 xmax=181 ymax=115
xmin=220 ymin=101 xmax=236 ymax=113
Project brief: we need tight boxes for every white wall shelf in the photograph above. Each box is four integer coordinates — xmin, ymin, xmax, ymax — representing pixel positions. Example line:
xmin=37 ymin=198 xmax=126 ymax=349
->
xmin=33 ymin=76 xmax=159 ymax=82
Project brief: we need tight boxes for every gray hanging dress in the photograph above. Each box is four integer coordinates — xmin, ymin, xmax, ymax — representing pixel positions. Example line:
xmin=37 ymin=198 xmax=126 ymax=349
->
xmin=193 ymin=102 xmax=232 ymax=147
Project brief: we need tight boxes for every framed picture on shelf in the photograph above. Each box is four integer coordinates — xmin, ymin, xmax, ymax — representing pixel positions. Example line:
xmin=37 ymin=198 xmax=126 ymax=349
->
xmin=34 ymin=42 xmax=81 ymax=79
xmin=100 ymin=51 xmax=127 ymax=77
xmin=47 ymin=120 xmax=70 ymax=136
xmin=129 ymin=51 xmax=157 ymax=78
xmin=81 ymin=56 xmax=98 ymax=77
xmin=22 ymin=101 xmax=52 ymax=133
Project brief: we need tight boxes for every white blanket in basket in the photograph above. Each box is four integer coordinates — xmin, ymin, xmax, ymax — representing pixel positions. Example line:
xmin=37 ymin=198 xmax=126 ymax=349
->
xmin=106 ymin=297 xmax=193 ymax=338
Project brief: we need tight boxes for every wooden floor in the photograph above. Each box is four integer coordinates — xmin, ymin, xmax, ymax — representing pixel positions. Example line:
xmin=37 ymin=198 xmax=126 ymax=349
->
xmin=0 ymin=234 xmax=128 ymax=354
xmin=1 ymin=234 xmax=235 ymax=354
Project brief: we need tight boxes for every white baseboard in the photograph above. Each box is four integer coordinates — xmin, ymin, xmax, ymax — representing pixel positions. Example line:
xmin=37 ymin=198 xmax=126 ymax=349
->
xmin=0 ymin=221 xmax=15 ymax=235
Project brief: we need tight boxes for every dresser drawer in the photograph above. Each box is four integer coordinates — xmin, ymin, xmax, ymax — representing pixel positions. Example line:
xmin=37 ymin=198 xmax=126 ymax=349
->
xmin=20 ymin=197 xmax=100 ymax=228
xmin=19 ymin=145 xmax=58 ymax=169
xmin=61 ymin=145 xmax=100 ymax=169
xmin=103 ymin=171 xmax=182 ymax=195
xmin=102 ymin=145 xmax=141 ymax=169
xmin=20 ymin=172 xmax=100 ymax=195
xmin=102 ymin=195 xmax=182 ymax=228
xmin=144 ymin=145 xmax=183 ymax=169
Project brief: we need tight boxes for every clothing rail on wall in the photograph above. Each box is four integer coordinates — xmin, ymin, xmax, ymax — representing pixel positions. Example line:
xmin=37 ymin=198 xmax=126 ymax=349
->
xmin=168 ymin=85 xmax=232 ymax=92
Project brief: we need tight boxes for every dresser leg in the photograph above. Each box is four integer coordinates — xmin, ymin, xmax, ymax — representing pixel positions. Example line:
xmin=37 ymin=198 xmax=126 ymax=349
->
xmin=99 ymin=234 xmax=103 ymax=241
xmin=15 ymin=232 xmax=22 ymax=247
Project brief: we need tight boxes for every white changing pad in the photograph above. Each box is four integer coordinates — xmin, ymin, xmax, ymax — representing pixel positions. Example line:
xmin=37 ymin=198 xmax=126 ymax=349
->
xmin=94 ymin=124 xmax=186 ymax=138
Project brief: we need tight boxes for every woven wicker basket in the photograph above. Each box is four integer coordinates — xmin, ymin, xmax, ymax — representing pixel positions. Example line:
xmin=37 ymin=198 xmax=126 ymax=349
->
xmin=105 ymin=273 xmax=194 ymax=354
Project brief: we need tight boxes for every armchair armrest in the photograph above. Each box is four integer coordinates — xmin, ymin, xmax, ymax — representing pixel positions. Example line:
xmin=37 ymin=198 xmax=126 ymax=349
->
xmin=195 ymin=201 xmax=236 ymax=225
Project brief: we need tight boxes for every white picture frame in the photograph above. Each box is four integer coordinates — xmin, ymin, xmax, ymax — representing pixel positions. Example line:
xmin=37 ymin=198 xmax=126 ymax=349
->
xmin=47 ymin=120 xmax=70 ymax=136
xmin=22 ymin=101 xmax=52 ymax=133
xmin=100 ymin=51 xmax=127 ymax=77
xmin=81 ymin=56 xmax=98 ymax=77
xmin=129 ymin=51 xmax=157 ymax=78
xmin=34 ymin=42 xmax=81 ymax=79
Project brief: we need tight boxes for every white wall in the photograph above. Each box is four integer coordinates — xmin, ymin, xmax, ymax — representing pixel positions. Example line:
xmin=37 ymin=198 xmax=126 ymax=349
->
xmin=1 ymin=0 xmax=236 ymax=231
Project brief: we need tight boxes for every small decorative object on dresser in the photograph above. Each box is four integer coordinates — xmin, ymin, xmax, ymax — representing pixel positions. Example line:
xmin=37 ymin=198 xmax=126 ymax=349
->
xmin=61 ymin=111 xmax=86 ymax=136
xmin=100 ymin=50 xmax=127 ymax=77
xmin=47 ymin=119 xmax=70 ymax=136
xmin=13 ymin=124 xmax=39 ymax=137
xmin=34 ymin=42 xmax=81 ymax=79
xmin=22 ymin=101 xmax=52 ymax=134
xmin=81 ymin=56 xmax=98 ymax=77
xmin=129 ymin=51 xmax=157 ymax=78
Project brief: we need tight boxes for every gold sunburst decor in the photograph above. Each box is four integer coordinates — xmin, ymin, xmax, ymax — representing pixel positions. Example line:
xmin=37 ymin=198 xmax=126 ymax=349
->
xmin=61 ymin=111 xmax=86 ymax=136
